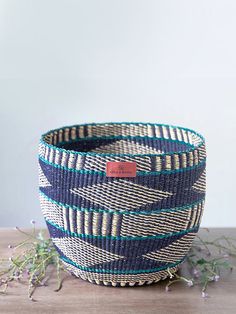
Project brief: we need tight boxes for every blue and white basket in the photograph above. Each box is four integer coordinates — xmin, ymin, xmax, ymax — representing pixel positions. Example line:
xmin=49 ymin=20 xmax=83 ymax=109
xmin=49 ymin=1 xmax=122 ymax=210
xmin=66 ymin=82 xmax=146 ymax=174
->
xmin=38 ymin=122 xmax=206 ymax=286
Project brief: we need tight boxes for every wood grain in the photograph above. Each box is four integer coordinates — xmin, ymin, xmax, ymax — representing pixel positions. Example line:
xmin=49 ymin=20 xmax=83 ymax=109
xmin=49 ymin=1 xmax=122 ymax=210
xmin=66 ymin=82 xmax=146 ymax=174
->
xmin=0 ymin=228 xmax=235 ymax=314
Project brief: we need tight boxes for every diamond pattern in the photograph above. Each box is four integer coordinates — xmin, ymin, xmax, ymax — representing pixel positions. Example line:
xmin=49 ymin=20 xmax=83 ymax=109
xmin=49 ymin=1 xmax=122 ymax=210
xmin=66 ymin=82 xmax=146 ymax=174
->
xmin=70 ymin=179 xmax=173 ymax=210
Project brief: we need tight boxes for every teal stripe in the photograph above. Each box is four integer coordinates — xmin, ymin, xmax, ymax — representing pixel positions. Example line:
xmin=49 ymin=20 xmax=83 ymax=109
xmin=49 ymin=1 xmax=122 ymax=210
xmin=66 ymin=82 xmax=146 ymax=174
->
xmin=38 ymin=154 xmax=206 ymax=176
xmin=39 ymin=189 xmax=205 ymax=216
xmin=55 ymin=134 xmax=194 ymax=149
xmin=60 ymin=255 xmax=185 ymax=274
xmin=46 ymin=218 xmax=199 ymax=240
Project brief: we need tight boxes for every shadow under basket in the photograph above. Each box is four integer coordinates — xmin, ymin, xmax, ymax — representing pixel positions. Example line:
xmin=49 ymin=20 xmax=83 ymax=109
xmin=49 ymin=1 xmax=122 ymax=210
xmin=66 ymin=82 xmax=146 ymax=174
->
xmin=38 ymin=122 xmax=206 ymax=287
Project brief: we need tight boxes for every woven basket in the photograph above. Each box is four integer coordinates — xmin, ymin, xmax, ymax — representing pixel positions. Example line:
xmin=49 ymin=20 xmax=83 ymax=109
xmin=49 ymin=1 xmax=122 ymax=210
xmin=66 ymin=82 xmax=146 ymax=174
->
xmin=39 ymin=122 xmax=206 ymax=287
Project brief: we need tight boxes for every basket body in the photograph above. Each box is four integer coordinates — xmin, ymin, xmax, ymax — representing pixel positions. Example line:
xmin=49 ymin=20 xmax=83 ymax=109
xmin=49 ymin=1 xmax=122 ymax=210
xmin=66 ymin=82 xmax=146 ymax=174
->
xmin=39 ymin=122 xmax=206 ymax=286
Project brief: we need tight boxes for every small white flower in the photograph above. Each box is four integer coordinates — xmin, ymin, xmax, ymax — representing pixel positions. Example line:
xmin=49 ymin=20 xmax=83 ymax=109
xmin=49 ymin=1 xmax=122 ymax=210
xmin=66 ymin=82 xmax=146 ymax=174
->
xmin=165 ymin=286 xmax=170 ymax=292
xmin=187 ymin=280 xmax=194 ymax=287
xmin=214 ymin=275 xmax=220 ymax=281
xmin=201 ymin=291 xmax=209 ymax=298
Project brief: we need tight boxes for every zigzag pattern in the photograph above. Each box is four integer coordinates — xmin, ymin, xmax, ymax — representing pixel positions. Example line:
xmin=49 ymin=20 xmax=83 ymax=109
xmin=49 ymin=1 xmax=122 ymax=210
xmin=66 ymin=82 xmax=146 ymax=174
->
xmin=47 ymin=220 xmax=197 ymax=274
xmin=52 ymin=237 xmax=124 ymax=268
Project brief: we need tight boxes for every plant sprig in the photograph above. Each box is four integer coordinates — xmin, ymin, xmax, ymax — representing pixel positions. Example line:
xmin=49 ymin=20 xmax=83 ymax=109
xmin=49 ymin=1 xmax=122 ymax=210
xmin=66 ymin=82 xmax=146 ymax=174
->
xmin=166 ymin=229 xmax=235 ymax=298
xmin=0 ymin=221 xmax=64 ymax=301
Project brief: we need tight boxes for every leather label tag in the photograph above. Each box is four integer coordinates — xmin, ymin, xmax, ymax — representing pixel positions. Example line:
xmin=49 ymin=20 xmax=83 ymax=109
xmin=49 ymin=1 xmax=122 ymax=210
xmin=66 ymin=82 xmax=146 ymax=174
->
xmin=106 ymin=161 xmax=137 ymax=177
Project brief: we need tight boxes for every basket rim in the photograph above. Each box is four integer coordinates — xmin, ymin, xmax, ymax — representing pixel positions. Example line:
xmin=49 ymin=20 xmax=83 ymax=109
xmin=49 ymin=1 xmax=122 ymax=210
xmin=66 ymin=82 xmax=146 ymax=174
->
xmin=40 ymin=121 xmax=205 ymax=157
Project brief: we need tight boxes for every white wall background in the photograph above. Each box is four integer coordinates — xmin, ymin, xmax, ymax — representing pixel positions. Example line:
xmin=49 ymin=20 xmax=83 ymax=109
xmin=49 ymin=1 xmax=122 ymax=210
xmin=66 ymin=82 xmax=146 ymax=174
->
xmin=0 ymin=0 xmax=235 ymax=227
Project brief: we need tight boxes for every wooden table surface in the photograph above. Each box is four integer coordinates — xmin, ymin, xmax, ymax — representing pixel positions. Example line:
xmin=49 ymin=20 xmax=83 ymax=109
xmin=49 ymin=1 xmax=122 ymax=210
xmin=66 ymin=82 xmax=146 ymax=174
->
xmin=0 ymin=228 xmax=235 ymax=314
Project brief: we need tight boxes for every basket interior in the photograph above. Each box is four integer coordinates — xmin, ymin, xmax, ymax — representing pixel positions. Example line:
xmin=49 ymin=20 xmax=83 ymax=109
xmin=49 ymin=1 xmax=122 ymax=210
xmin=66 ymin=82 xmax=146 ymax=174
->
xmin=43 ymin=123 xmax=203 ymax=155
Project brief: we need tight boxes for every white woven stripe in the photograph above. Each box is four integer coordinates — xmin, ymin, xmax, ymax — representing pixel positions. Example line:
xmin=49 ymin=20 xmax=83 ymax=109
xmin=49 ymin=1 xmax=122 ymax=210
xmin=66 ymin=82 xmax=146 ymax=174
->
xmin=68 ymin=153 xmax=76 ymax=168
xmin=64 ymin=128 xmax=70 ymax=142
xmin=92 ymin=212 xmax=99 ymax=236
xmin=59 ymin=129 xmax=63 ymax=142
xmin=70 ymin=179 xmax=172 ymax=211
xmin=61 ymin=151 xmax=67 ymax=167
xmin=187 ymin=131 xmax=193 ymax=145
xmin=182 ymin=130 xmax=188 ymax=143
xmin=53 ymin=237 xmax=124 ymax=268
xmin=174 ymin=154 xmax=180 ymax=169
xmin=165 ymin=155 xmax=171 ymax=170
xmin=45 ymin=146 xmax=50 ymax=160
xmin=162 ymin=126 xmax=169 ymax=139
xmin=48 ymin=148 xmax=54 ymax=163
xmin=101 ymin=212 xmax=108 ymax=236
xmin=155 ymin=156 xmax=162 ymax=171
xmin=181 ymin=153 xmax=187 ymax=168
xmin=69 ymin=208 xmax=75 ymax=233
xmin=54 ymin=150 xmax=60 ymax=164
xmin=71 ymin=127 xmax=77 ymax=140
xmin=189 ymin=152 xmax=194 ymax=166
xmin=143 ymin=233 xmax=196 ymax=263
xmin=154 ymin=125 xmax=161 ymax=138
xmin=169 ymin=126 xmax=176 ymax=140
xmin=78 ymin=125 xmax=85 ymax=138
xmin=147 ymin=124 xmax=154 ymax=137
xmin=111 ymin=213 xmax=119 ymax=237
xmin=176 ymin=128 xmax=183 ymax=142
xmin=84 ymin=212 xmax=90 ymax=235
xmin=76 ymin=211 xmax=83 ymax=234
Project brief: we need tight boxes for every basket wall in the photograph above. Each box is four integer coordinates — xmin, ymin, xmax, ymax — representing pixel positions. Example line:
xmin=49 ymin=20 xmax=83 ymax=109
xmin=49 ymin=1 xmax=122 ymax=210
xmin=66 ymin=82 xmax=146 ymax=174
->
xmin=38 ymin=122 xmax=206 ymax=286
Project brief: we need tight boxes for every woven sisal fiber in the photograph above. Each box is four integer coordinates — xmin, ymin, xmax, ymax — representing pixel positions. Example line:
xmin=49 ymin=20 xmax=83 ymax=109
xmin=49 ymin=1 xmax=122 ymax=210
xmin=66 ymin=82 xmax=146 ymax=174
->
xmin=38 ymin=122 xmax=206 ymax=287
